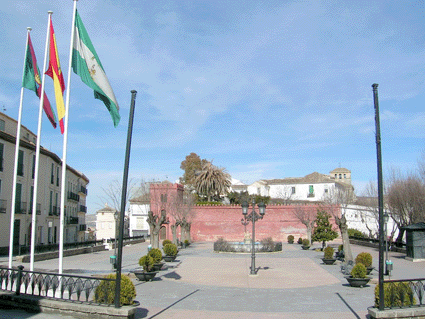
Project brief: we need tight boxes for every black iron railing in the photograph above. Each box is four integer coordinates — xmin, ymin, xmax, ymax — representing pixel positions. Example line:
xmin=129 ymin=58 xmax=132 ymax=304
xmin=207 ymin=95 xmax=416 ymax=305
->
xmin=381 ymin=278 xmax=425 ymax=309
xmin=0 ymin=266 xmax=115 ymax=305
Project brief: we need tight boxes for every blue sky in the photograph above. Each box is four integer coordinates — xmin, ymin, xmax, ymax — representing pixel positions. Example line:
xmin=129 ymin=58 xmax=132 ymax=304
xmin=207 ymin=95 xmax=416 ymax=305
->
xmin=1 ymin=0 xmax=424 ymax=214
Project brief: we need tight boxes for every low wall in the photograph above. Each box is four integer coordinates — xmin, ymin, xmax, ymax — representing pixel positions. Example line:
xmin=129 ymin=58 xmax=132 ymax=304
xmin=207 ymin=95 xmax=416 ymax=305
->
xmin=190 ymin=204 xmax=338 ymax=242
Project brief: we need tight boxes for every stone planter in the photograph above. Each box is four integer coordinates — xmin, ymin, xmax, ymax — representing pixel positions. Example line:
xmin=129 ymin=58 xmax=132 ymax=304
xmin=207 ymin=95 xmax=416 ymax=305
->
xmin=301 ymin=246 xmax=310 ymax=250
xmin=163 ymin=255 xmax=177 ymax=262
xmin=322 ymin=258 xmax=336 ymax=265
xmin=152 ymin=262 xmax=164 ymax=271
xmin=134 ymin=270 xmax=158 ymax=281
xmin=345 ymin=276 xmax=371 ymax=287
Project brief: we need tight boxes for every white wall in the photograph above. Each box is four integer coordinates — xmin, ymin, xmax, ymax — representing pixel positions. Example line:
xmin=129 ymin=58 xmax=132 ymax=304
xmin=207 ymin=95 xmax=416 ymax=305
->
xmin=128 ymin=202 xmax=150 ymax=237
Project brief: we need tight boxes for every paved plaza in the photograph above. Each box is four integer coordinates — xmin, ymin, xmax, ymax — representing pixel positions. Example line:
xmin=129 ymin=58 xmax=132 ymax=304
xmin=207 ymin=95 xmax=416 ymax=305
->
xmin=0 ymin=240 xmax=424 ymax=319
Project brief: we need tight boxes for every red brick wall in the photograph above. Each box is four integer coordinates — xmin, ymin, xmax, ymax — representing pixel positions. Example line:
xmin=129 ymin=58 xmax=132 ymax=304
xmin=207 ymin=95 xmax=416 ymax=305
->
xmin=190 ymin=204 xmax=340 ymax=242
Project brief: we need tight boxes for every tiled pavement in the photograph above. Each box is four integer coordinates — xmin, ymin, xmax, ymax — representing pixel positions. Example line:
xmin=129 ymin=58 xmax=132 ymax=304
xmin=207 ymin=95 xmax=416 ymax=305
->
xmin=0 ymin=240 xmax=423 ymax=318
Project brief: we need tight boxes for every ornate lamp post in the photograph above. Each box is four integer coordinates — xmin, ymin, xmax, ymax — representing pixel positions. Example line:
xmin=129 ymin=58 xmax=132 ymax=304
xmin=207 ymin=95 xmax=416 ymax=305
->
xmin=241 ymin=199 xmax=266 ymax=275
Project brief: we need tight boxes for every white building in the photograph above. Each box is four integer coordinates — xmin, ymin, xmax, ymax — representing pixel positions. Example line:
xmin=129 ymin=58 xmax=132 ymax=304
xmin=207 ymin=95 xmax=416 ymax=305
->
xmin=95 ymin=204 xmax=129 ymax=241
xmin=0 ymin=112 xmax=89 ymax=255
xmin=233 ymin=168 xmax=354 ymax=202
xmin=128 ymin=194 xmax=150 ymax=237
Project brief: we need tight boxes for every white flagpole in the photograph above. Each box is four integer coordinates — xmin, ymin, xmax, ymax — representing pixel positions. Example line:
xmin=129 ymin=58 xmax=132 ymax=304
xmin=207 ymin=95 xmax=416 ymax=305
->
xmin=30 ymin=11 xmax=53 ymax=272
xmin=59 ymin=0 xmax=78 ymax=275
xmin=8 ymin=27 xmax=32 ymax=269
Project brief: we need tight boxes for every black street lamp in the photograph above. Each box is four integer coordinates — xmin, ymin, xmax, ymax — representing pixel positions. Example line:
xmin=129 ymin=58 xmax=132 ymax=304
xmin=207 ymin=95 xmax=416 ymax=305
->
xmin=241 ymin=199 xmax=266 ymax=275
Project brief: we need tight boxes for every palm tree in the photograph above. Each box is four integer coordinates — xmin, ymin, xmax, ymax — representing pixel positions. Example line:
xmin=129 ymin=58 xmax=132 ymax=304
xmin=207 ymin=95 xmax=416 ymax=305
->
xmin=195 ymin=162 xmax=231 ymax=202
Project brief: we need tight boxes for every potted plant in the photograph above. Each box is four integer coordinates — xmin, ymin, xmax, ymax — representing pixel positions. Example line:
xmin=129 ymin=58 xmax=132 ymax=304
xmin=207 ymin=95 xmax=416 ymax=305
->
xmin=355 ymin=252 xmax=374 ymax=275
xmin=287 ymin=235 xmax=294 ymax=244
xmin=148 ymin=248 xmax=164 ymax=271
xmin=335 ymin=244 xmax=344 ymax=260
xmin=345 ymin=263 xmax=371 ymax=287
xmin=162 ymin=239 xmax=172 ymax=247
xmin=163 ymin=243 xmax=178 ymax=262
xmin=301 ymin=239 xmax=310 ymax=250
xmin=134 ymin=255 xmax=158 ymax=281
xmin=184 ymin=239 xmax=190 ymax=247
xmin=297 ymin=237 xmax=303 ymax=245
xmin=322 ymin=246 xmax=336 ymax=265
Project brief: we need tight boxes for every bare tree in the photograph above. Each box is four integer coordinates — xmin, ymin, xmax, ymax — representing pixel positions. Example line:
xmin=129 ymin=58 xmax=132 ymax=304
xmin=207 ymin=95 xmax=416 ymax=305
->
xmin=292 ymin=205 xmax=317 ymax=243
xmin=323 ymin=186 xmax=355 ymax=262
xmin=387 ymin=168 xmax=425 ymax=246
xmin=355 ymin=181 xmax=380 ymax=239
xmin=97 ymin=178 xmax=138 ymax=211
xmin=169 ymin=190 xmax=196 ymax=244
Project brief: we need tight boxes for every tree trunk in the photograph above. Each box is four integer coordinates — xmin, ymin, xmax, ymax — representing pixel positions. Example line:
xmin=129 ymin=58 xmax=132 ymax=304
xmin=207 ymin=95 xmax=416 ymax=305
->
xmin=147 ymin=210 xmax=167 ymax=249
xmin=395 ymin=228 xmax=405 ymax=247
xmin=336 ymin=214 xmax=353 ymax=262
xmin=170 ymin=223 xmax=179 ymax=245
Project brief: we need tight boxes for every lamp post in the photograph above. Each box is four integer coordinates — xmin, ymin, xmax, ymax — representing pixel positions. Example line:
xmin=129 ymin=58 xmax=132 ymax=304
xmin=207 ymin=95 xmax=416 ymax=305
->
xmin=383 ymin=212 xmax=389 ymax=275
xmin=241 ymin=199 xmax=266 ymax=275
xmin=114 ymin=211 xmax=119 ymax=257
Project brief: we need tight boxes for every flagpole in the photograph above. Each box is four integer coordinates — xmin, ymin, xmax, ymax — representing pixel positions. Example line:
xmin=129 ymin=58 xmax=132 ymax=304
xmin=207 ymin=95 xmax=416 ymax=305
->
xmin=58 ymin=0 xmax=78 ymax=275
xmin=8 ymin=27 xmax=33 ymax=269
xmin=29 ymin=11 xmax=53 ymax=272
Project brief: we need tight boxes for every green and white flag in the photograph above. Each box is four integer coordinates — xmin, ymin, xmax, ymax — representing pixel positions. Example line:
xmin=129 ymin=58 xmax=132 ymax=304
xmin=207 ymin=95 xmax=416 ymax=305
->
xmin=72 ymin=9 xmax=120 ymax=127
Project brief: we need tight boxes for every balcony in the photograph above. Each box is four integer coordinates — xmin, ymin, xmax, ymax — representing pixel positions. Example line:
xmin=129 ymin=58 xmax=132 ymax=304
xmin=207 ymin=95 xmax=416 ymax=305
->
xmin=68 ymin=192 xmax=80 ymax=202
xmin=49 ymin=206 xmax=60 ymax=216
xmin=68 ymin=216 xmax=78 ymax=225
xmin=79 ymin=205 xmax=87 ymax=213
xmin=79 ymin=224 xmax=87 ymax=231
xmin=79 ymin=186 xmax=88 ymax=196
xmin=15 ymin=201 xmax=27 ymax=214
xmin=0 ymin=199 xmax=6 ymax=213
xmin=29 ymin=203 xmax=41 ymax=215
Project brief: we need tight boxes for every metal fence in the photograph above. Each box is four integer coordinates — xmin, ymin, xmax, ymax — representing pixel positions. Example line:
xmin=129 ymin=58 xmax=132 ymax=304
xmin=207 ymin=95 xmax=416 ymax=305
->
xmin=0 ymin=266 xmax=115 ymax=305
xmin=381 ymin=278 xmax=425 ymax=309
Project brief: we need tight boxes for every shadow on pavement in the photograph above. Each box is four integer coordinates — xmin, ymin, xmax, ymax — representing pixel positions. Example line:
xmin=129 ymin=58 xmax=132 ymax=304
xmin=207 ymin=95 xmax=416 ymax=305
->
xmin=147 ymin=289 xmax=200 ymax=318
xmin=336 ymin=292 xmax=362 ymax=319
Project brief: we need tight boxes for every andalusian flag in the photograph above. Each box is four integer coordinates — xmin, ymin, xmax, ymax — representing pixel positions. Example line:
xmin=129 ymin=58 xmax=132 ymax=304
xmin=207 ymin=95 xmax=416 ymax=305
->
xmin=22 ymin=33 xmax=57 ymax=128
xmin=45 ymin=19 xmax=66 ymax=133
xmin=72 ymin=10 xmax=120 ymax=127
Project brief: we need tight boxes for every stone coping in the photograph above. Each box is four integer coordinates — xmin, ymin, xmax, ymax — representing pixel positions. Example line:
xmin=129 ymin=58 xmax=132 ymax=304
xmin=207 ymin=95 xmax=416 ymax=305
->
xmin=0 ymin=291 xmax=138 ymax=319
xmin=368 ymin=306 xmax=425 ymax=319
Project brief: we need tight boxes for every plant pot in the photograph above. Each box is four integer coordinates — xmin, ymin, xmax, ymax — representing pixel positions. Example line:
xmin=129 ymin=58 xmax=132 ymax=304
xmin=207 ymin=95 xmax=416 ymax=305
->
xmin=322 ymin=258 xmax=336 ymax=265
xmin=163 ymin=255 xmax=177 ymax=262
xmin=134 ymin=270 xmax=158 ymax=281
xmin=152 ymin=262 xmax=164 ymax=271
xmin=301 ymin=246 xmax=310 ymax=250
xmin=345 ymin=276 xmax=371 ymax=287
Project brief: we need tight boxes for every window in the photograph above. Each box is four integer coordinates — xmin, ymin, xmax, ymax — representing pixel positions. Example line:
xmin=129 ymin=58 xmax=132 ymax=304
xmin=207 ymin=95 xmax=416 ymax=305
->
xmin=308 ymin=185 xmax=314 ymax=197
xmin=32 ymin=155 xmax=35 ymax=179
xmin=161 ymin=194 xmax=167 ymax=203
xmin=15 ymin=183 xmax=22 ymax=213
xmin=51 ymin=163 xmax=54 ymax=184
xmin=291 ymin=187 xmax=296 ymax=194
xmin=324 ymin=188 xmax=328 ymax=193
xmin=29 ymin=186 xmax=34 ymax=214
xmin=49 ymin=191 xmax=53 ymax=215
xmin=0 ymin=143 xmax=3 ymax=171
xmin=344 ymin=174 xmax=346 ymax=178
xmin=17 ymin=150 xmax=24 ymax=176
xmin=0 ymin=119 xmax=5 ymax=131
xmin=339 ymin=174 xmax=342 ymax=179
xmin=56 ymin=167 xmax=59 ymax=186
xmin=335 ymin=174 xmax=337 ymax=179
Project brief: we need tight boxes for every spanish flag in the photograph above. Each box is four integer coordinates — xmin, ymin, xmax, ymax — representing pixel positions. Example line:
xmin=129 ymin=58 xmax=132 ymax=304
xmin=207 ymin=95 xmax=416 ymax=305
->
xmin=45 ymin=18 xmax=65 ymax=133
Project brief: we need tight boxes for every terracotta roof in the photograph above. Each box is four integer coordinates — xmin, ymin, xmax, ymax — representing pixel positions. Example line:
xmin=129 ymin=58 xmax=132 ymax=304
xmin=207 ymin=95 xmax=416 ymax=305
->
xmin=330 ymin=167 xmax=351 ymax=173
xmin=264 ymin=172 xmax=333 ymax=185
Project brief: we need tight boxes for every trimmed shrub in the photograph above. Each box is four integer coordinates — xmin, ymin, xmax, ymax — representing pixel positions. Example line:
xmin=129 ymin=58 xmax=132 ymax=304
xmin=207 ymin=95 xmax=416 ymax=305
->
xmin=374 ymin=282 xmax=416 ymax=308
xmin=163 ymin=243 xmax=178 ymax=256
xmin=302 ymin=239 xmax=310 ymax=247
xmin=297 ymin=237 xmax=303 ymax=244
xmin=214 ymin=237 xmax=233 ymax=252
xmin=260 ymin=237 xmax=282 ymax=252
xmin=287 ymin=235 xmax=294 ymax=244
xmin=184 ymin=239 xmax=190 ymax=246
xmin=162 ymin=239 xmax=172 ymax=247
xmin=94 ymin=274 xmax=136 ymax=305
xmin=148 ymin=248 xmax=162 ymax=264
xmin=355 ymin=252 xmax=372 ymax=268
xmin=138 ymin=255 xmax=154 ymax=272
xmin=348 ymin=228 xmax=365 ymax=238
xmin=351 ymin=263 xmax=367 ymax=278
xmin=324 ymin=246 xmax=334 ymax=259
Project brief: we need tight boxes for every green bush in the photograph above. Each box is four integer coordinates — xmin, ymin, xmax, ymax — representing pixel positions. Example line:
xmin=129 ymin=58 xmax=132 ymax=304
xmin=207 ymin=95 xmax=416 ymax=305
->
xmin=338 ymin=244 xmax=344 ymax=252
xmin=214 ymin=237 xmax=234 ymax=252
xmin=297 ymin=237 xmax=303 ymax=244
xmin=162 ymin=239 xmax=172 ymax=246
xmin=138 ymin=255 xmax=154 ymax=272
xmin=324 ymin=246 xmax=334 ymax=259
xmin=184 ymin=239 xmax=190 ymax=245
xmin=348 ymin=228 xmax=365 ymax=238
xmin=94 ymin=274 xmax=136 ymax=305
xmin=148 ymin=248 xmax=162 ymax=264
xmin=374 ymin=282 xmax=416 ymax=308
xmin=163 ymin=243 xmax=178 ymax=256
xmin=355 ymin=252 xmax=372 ymax=268
xmin=302 ymin=239 xmax=310 ymax=246
xmin=287 ymin=235 xmax=294 ymax=244
xmin=351 ymin=263 xmax=367 ymax=278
